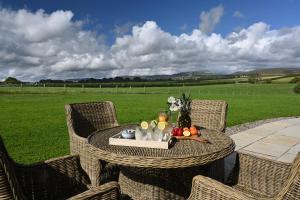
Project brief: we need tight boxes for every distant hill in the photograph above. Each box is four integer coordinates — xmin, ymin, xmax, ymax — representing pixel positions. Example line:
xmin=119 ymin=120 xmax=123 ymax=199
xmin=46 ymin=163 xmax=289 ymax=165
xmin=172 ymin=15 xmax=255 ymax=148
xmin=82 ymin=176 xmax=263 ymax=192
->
xmin=142 ymin=68 xmax=300 ymax=80
xmin=42 ymin=67 xmax=300 ymax=83
xmin=141 ymin=68 xmax=300 ymax=80
xmin=140 ymin=70 xmax=214 ymax=80
xmin=233 ymin=68 xmax=300 ymax=76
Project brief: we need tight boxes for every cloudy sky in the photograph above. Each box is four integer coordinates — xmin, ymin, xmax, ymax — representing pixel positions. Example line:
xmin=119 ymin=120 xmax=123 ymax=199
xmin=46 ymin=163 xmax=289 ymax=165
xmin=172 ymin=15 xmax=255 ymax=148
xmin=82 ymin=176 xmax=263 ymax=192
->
xmin=0 ymin=0 xmax=300 ymax=81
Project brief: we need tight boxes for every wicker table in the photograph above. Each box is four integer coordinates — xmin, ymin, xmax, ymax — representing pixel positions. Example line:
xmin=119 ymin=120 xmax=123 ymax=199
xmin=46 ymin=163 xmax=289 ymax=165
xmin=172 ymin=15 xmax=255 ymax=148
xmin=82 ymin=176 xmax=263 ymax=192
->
xmin=86 ymin=124 xmax=235 ymax=200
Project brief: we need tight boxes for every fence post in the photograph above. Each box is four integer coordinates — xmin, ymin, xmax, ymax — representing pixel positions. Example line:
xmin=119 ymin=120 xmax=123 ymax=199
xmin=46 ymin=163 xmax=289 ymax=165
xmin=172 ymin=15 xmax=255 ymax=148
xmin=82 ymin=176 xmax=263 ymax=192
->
xmin=144 ymin=86 xmax=146 ymax=94
xmin=116 ymin=85 xmax=118 ymax=93
xmin=82 ymin=84 xmax=84 ymax=92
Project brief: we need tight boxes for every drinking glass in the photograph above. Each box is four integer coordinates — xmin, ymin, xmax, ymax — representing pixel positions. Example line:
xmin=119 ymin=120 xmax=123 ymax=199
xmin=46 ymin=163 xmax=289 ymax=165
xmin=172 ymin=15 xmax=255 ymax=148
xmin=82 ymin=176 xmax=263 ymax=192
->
xmin=153 ymin=127 xmax=164 ymax=141
xmin=146 ymin=128 xmax=153 ymax=141
xmin=162 ymin=133 xmax=170 ymax=141
xmin=135 ymin=127 xmax=146 ymax=140
xmin=168 ymin=111 xmax=178 ymax=127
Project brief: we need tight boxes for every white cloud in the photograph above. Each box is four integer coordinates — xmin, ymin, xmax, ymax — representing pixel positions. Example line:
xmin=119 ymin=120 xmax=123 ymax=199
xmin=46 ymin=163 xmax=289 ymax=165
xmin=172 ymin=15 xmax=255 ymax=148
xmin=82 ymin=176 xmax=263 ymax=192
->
xmin=0 ymin=7 xmax=300 ymax=81
xmin=0 ymin=8 xmax=115 ymax=80
xmin=199 ymin=5 xmax=224 ymax=34
xmin=233 ymin=11 xmax=244 ymax=18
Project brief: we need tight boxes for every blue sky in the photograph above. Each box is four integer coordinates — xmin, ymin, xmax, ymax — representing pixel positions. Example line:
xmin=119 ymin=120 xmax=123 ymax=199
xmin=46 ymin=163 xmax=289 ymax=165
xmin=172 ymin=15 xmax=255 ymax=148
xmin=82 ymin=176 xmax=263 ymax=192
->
xmin=0 ymin=0 xmax=300 ymax=80
xmin=2 ymin=0 xmax=300 ymax=43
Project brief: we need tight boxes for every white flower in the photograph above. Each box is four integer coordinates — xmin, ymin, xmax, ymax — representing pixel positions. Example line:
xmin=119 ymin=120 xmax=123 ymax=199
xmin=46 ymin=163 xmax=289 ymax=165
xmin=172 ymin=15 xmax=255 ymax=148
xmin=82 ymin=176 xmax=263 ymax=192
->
xmin=169 ymin=103 xmax=180 ymax=111
xmin=175 ymin=99 xmax=182 ymax=108
xmin=167 ymin=96 xmax=176 ymax=104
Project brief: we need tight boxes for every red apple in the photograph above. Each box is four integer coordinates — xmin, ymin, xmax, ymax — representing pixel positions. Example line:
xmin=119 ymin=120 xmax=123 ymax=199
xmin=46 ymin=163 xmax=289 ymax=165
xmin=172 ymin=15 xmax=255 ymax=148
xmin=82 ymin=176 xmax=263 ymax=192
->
xmin=177 ymin=128 xmax=183 ymax=136
xmin=171 ymin=128 xmax=178 ymax=136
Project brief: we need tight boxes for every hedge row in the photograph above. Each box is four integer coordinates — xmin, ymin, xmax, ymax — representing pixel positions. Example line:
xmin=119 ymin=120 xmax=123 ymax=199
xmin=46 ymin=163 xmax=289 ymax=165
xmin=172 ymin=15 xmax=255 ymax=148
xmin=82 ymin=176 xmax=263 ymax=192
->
xmin=1 ymin=80 xmax=236 ymax=88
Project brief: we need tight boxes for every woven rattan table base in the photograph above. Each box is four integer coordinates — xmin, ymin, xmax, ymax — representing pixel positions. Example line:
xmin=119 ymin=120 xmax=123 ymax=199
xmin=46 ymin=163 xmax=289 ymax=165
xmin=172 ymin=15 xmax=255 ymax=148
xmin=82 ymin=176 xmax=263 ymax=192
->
xmin=119 ymin=165 xmax=209 ymax=200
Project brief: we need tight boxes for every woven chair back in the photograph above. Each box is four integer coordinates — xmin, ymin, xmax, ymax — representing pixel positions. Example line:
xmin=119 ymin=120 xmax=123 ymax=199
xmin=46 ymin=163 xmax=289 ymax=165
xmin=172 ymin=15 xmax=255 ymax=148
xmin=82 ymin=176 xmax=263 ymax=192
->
xmin=0 ymin=137 xmax=25 ymax=200
xmin=66 ymin=101 xmax=119 ymax=138
xmin=190 ymin=100 xmax=228 ymax=132
xmin=276 ymin=153 xmax=300 ymax=200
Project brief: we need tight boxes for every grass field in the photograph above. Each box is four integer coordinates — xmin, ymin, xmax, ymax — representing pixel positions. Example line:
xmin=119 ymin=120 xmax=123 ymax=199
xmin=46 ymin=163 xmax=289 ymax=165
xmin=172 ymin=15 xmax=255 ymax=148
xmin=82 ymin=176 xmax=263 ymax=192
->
xmin=272 ymin=76 xmax=299 ymax=83
xmin=1 ymin=83 xmax=300 ymax=163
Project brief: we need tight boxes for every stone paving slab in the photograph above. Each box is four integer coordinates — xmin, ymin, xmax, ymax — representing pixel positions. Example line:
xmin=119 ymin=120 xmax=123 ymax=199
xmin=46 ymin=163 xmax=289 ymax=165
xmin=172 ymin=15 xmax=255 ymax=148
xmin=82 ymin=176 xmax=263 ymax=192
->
xmin=238 ymin=149 xmax=276 ymax=160
xmin=277 ymin=153 xmax=298 ymax=163
xmin=230 ymin=133 xmax=263 ymax=147
xmin=280 ymin=118 xmax=300 ymax=125
xmin=261 ymin=135 xmax=298 ymax=146
xmin=275 ymin=126 xmax=300 ymax=139
xmin=259 ymin=122 xmax=290 ymax=130
xmin=243 ymin=142 xmax=291 ymax=157
xmin=241 ymin=126 xmax=276 ymax=137
xmin=230 ymin=118 xmax=300 ymax=163
xmin=287 ymin=144 xmax=300 ymax=154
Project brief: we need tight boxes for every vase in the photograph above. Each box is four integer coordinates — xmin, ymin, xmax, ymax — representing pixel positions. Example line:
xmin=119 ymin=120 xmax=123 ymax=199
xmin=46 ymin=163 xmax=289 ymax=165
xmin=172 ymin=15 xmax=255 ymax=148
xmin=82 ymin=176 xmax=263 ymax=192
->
xmin=168 ymin=111 xmax=177 ymax=127
xmin=178 ymin=111 xmax=191 ymax=128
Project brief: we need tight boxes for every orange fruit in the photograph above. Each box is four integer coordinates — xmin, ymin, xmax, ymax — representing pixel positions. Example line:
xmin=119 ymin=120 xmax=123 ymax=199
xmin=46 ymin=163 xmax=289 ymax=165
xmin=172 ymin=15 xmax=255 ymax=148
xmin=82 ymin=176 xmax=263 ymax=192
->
xmin=158 ymin=113 xmax=168 ymax=122
xmin=190 ymin=126 xmax=198 ymax=135
xmin=158 ymin=115 xmax=166 ymax=122
xmin=183 ymin=130 xmax=191 ymax=137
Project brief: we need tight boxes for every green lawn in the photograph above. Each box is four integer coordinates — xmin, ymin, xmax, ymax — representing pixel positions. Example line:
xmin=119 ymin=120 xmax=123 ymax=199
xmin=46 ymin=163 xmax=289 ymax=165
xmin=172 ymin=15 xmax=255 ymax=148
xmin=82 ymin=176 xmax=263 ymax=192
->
xmin=0 ymin=83 xmax=299 ymax=163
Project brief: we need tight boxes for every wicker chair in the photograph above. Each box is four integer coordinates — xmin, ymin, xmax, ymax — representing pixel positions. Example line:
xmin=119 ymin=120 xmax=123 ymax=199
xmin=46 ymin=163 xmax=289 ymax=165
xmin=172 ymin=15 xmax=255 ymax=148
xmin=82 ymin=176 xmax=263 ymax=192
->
xmin=65 ymin=101 xmax=120 ymax=185
xmin=190 ymin=100 xmax=228 ymax=132
xmin=188 ymin=152 xmax=300 ymax=200
xmin=0 ymin=136 xmax=120 ymax=200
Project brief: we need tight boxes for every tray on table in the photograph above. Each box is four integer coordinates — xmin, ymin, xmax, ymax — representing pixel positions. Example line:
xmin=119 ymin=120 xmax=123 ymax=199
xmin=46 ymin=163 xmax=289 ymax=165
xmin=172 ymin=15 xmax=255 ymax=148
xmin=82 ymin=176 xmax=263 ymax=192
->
xmin=109 ymin=132 xmax=174 ymax=149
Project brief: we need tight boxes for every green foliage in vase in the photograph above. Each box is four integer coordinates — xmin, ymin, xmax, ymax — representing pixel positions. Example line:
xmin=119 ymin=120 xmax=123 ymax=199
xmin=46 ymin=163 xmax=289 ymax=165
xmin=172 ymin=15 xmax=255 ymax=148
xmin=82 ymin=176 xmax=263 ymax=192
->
xmin=179 ymin=93 xmax=192 ymax=115
xmin=178 ymin=93 xmax=192 ymax=128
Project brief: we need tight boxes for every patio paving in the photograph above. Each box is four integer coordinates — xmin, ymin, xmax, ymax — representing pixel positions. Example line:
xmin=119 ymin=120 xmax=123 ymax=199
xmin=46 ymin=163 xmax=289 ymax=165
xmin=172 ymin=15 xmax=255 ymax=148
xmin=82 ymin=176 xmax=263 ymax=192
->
xmin=230 ymin=118 xmax=300 ymax=163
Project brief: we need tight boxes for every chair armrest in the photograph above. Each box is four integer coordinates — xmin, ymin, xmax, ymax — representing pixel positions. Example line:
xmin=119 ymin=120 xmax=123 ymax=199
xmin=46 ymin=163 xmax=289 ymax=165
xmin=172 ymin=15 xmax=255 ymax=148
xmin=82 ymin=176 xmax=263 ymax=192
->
xmin=68 ymin=181 xmax=120 ymax=200
xmin=20 ymin=154 xmax=90 ymax=183
xmin=188 ymin=175 xmax=254 ymax=200
xmin=235 ymin=152 xmax=292 ymax=198
xmin=15 ymin=155 xmax=91 ymax=199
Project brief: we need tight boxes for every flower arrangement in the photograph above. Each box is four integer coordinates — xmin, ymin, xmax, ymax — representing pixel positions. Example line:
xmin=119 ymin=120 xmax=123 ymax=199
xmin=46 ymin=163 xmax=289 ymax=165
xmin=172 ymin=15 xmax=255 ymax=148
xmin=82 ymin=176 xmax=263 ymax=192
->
xmin=167 ymin=93 xmax=192 ymax=128
xmin=167 ymin=93 xmax=191 ymax=114
xmin=167 ymin=96 xmax=182 ymax=112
